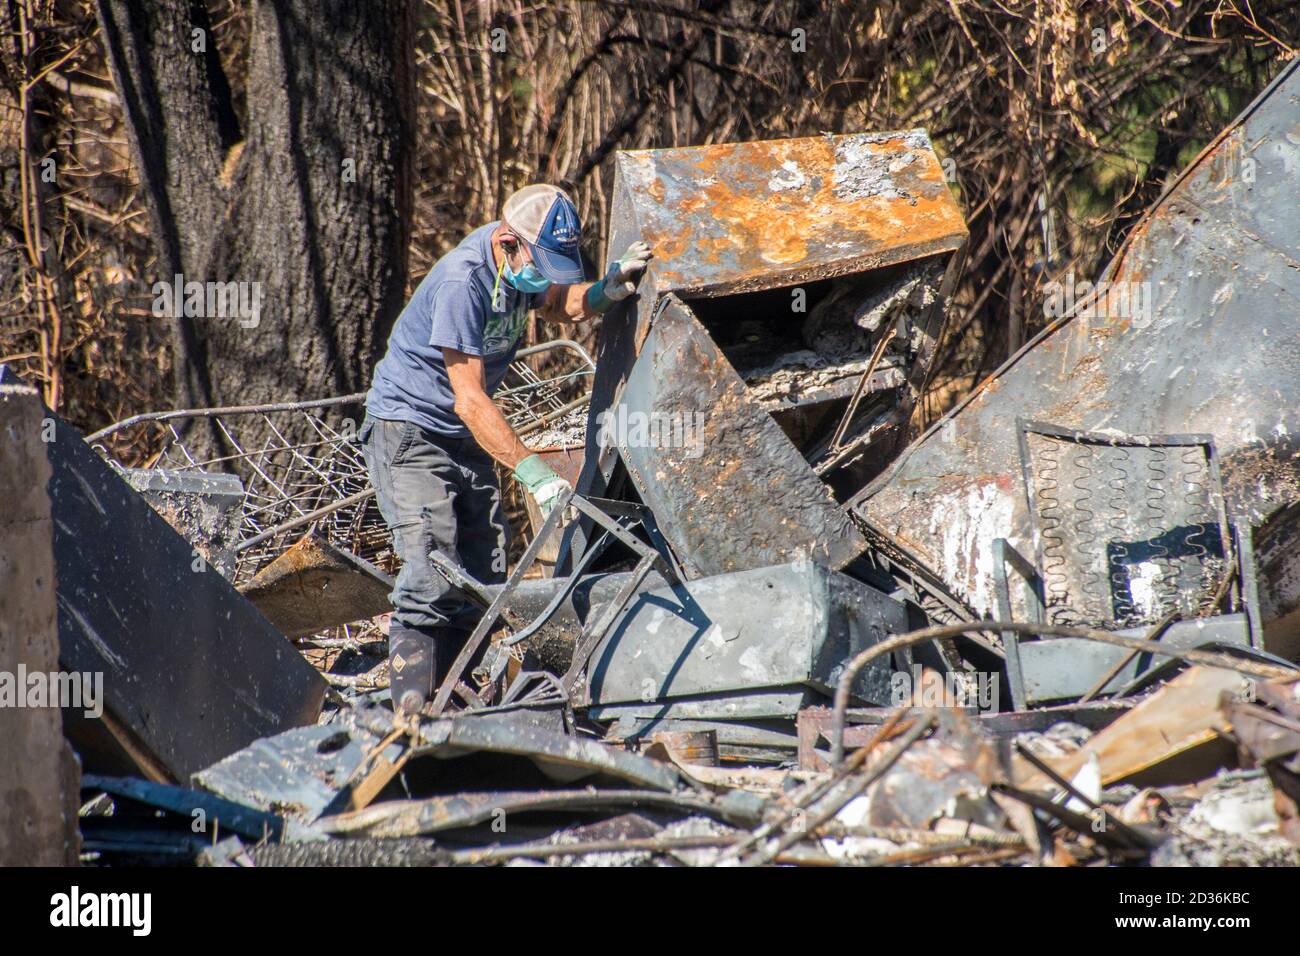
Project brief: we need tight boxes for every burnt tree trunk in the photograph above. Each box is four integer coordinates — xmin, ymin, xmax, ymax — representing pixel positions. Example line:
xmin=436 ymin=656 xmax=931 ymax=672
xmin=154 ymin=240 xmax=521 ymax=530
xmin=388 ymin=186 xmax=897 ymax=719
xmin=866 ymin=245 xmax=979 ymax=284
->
xmin=97 ymin=0 xmax=413 ymax=428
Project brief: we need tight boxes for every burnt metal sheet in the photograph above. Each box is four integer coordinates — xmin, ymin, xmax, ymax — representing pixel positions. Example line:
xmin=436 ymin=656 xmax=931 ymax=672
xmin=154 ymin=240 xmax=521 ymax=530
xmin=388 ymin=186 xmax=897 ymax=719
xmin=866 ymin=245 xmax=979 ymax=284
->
xmin=561 ymin=130 xmax=967 ymax=574
xmin=379 ymin=708 xmax=681 ymax=791
xmin=617 ymin=295 xmax=867 ymax=576
xmin=239 ymin=529 xmax=394 ymax=637
xmin=587 ymin=560 xmax=907 ymax=709
xmin=616 ymin=130 xmax=966 ymax=297
xmin=196 ymin=705 xmax=680 ymax=822
xmin=120 ymin=468 xmax=244 ymax=578
xmin=81 ymin=774 xmax=286 ymax=842
xmin=854 ymin=61 xmax=1300 ymax=636
xmin=588 ymin=689 xmax=819 ymax=722
xmin=1017 ymin=614 xmax=1252 ymax=703
xmin=318 ymin=788 xmax=766 ymax=838
xmin=45 ymin=412 xmax=326 ymax=781
xmin=193 ymin=721 xmax=390 ymax=821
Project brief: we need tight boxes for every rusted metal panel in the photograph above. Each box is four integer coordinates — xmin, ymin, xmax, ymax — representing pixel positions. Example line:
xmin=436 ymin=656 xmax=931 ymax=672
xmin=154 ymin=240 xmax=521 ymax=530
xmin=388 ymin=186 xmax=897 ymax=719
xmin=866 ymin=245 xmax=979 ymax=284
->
xmin=563 ymin=130 xmax=968 ymax=575
xmin=854 ymin=61 xmax=1300 ymax=637
xmin=618 ymin=295 xmax=867 ymax=575
xmin=616 ymin=130 xmax=967 ymax=297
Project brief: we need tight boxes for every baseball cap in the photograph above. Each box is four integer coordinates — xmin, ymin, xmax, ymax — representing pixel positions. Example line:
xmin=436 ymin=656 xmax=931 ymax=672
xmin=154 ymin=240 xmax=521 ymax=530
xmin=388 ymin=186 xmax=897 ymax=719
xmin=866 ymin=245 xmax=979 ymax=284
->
xmin=501 ymin=184 xmax=585 ymax=284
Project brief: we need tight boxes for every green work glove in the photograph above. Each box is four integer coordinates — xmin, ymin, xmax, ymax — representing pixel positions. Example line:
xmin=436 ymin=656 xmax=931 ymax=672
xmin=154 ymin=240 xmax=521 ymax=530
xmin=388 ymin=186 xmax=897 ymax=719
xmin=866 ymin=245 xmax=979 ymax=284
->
xmin=586 ymin=240 xmax=653 ymax=313
xmin=512 ymin=453 xmax=572 ymax=520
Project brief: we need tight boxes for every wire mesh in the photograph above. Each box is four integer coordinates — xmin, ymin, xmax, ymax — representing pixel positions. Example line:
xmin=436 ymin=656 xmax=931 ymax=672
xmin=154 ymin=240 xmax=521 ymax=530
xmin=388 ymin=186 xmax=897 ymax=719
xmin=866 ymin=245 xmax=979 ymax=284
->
xmin=110 ymin=339 xmax=595 ymax=586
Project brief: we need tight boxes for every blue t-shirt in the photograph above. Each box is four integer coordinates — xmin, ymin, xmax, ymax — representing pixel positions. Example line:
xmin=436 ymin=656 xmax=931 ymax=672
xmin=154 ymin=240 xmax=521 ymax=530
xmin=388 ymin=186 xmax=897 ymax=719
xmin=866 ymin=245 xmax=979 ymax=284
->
xmin=366 ymin=222 xmax=538 ymax=437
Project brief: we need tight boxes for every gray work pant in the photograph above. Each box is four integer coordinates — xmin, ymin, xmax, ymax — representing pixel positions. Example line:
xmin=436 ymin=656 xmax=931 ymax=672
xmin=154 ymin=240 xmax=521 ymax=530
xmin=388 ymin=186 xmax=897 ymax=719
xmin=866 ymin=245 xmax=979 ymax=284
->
xmin=360 ymin=417 xmax=508 ymax=634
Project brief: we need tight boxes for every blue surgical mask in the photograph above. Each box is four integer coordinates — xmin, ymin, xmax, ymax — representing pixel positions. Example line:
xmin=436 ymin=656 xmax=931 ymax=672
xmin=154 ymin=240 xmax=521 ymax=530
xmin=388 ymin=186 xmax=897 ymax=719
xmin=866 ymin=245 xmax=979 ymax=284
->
xmin=503 ymin=261 xmax=552 ymax=294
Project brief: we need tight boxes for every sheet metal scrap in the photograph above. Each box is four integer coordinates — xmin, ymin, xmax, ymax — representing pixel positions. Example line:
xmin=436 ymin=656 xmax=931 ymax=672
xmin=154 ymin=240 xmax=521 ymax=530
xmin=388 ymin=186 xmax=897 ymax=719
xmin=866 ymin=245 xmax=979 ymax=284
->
xmin=120 ymin=468 xmax=245 ymax=579
xmin=618 ymin=130 xmax=967 ymax=297
xmin=564 ymin=129 xmax=968 ymax=578
xmin=81 ymin=774 xmax=289 ymax=843
xmin=615 ymin=294 xmax=869 ymax=576
xmin=367 ymin=707 xmax=682 ymax=791
xmin=194 ymin=705 xmax=682 ymax=824
xmin=853 ymin=60 xmax=1300 ymax=647
xmin=44 ymin=411 xmax=326 ymax=783
xmin=586 ymin=560 xmax=908 ymax=715
xmin=193 ymin=721 xmax=387 ymax=822
xmin=317 ymin=788 xmax=766 ymax=839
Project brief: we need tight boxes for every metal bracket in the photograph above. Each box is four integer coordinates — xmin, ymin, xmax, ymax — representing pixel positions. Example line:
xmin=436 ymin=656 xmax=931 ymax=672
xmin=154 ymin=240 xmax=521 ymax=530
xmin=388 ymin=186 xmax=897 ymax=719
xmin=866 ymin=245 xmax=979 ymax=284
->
xmin=428 ymin=491 xmax=677 ymax=718
xmin=992 ymin=537 xmax=1045 ymax=712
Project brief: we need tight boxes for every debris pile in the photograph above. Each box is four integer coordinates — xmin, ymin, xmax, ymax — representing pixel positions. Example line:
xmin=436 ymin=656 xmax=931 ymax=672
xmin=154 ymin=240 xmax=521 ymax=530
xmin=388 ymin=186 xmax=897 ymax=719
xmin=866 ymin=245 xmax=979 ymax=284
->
xmin=3 ymin=62 xmax=1299 ymax=868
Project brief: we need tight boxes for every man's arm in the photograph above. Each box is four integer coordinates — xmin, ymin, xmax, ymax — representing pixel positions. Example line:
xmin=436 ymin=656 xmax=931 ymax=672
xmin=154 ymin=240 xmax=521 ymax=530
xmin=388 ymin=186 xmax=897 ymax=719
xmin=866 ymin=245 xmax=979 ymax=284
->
xmin=444 ymin=348 xmax=530 ymax=469
xmin=445 ymin=347 xmax=573 ymax=517
xmin=537 ymin=282 xmax=601 ymax=324
xmin=537 ymin=240 xmax=653 ymax=324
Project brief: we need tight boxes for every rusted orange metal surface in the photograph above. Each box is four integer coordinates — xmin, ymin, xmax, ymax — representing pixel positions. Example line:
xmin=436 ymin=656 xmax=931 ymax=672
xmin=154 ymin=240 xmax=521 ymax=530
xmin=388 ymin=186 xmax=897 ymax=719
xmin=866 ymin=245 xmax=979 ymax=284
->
xmin=616 ymin=130 xmax=967 ymax=297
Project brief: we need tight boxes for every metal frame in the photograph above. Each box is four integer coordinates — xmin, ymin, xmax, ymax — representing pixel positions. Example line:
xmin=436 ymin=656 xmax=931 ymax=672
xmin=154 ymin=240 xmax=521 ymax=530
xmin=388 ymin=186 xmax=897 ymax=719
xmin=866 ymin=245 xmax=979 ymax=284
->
xmin=996 ymin=421 xmax=1262 ymax=706
xmin=1015 ymin=419 xmax=1235 ymax=627
xmin=428 ymin=492 xmax=679 ymax=718
xmin=992 ymin=537 xmax=1044 ymax=712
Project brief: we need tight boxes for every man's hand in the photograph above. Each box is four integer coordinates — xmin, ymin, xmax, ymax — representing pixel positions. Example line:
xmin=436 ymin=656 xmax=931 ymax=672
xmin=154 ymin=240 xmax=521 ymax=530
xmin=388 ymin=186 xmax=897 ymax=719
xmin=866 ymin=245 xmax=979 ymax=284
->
xmin=603 ymin=240 xmax=654 ymax=301
xmin=585 ymin=241 xmax=653 ymax=312
xmin=512 ymin=453 xmax=572 ymax=520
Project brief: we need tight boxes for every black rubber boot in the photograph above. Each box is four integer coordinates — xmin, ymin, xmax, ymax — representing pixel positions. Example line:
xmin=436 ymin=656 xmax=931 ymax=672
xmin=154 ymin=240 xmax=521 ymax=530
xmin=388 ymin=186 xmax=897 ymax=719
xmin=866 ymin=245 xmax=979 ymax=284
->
xmin=430 ymin=628 xmax=472 ymax=690
xmin=387 ymin=623 xmax=437 ymax=715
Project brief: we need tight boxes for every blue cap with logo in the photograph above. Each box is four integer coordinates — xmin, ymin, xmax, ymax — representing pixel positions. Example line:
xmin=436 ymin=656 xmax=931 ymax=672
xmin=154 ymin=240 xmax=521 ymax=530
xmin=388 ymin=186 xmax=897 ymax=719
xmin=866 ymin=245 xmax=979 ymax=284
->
xmin=502 ymin=184 xmax=585 ymax=284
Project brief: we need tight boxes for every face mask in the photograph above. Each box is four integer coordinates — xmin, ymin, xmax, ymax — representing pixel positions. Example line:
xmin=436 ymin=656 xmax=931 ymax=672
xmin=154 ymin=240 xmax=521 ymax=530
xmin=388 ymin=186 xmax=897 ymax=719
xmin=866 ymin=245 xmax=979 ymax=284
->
xmin=503 ymin=260 xmax=552 ymax=294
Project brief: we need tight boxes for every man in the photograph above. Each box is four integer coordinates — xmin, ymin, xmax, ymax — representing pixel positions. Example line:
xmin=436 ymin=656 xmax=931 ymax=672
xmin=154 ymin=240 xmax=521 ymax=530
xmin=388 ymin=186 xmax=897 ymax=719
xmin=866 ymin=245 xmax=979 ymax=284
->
xmin=362 ymin=184 xmax=651 ymax=714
